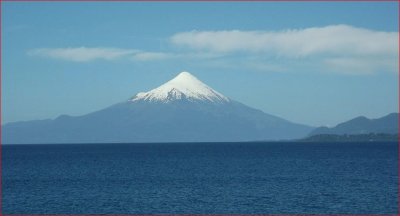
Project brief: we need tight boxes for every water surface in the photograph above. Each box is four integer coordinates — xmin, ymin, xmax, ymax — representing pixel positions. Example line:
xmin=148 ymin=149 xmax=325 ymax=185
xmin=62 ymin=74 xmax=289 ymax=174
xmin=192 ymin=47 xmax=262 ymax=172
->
xmin=3 ymin=142 xmax=398 ymax=214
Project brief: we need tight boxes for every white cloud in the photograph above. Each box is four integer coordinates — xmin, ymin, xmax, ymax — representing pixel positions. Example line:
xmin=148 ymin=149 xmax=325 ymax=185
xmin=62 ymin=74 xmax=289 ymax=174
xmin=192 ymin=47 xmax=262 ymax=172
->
xmin=28 ymin=47 xmax=139 ymax=62
xmin=27 ymin=46 xmax=218 ymax=63
xmin=27 ymin=25 xmax=398 ymax=75
xmin=170 ymin=25 xmax=398 ymax=58
xmin=132 ymin=52 xmax=176 ymax=61
xmin=131 ymin=51 xmax=224 ymax=61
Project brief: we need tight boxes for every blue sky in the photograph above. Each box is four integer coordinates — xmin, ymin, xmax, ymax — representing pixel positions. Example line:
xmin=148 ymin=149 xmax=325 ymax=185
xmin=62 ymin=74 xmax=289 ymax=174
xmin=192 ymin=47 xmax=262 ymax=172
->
xmin=2 ymin=2 xmax=398 ymax=127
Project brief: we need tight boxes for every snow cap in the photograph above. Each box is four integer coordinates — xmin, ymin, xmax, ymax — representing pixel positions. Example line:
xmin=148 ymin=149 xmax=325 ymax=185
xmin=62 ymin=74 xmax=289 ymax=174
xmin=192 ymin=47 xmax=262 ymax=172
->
xmin=131 ymin=71 xmax=229 ymax=103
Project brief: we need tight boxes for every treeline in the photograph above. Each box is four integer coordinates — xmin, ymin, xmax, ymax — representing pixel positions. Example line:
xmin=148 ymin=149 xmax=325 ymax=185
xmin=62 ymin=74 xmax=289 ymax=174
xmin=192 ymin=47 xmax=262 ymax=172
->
xmin=300 ymin=133 xmax=398 ymax=142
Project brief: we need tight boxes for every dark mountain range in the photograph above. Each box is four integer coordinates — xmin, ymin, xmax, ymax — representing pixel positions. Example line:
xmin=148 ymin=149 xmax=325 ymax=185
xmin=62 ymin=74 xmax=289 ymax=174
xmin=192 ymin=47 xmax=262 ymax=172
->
xmin=309 ymin=113 xmax=398 ymax=136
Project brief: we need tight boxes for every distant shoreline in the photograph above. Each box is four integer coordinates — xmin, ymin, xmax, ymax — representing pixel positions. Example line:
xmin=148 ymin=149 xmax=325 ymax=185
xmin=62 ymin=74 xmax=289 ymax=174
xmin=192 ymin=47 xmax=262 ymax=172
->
xmin=298 ymin=133 xmax=398 ymax=142
xmin=2 ymin=134 xmax=398 ymax=145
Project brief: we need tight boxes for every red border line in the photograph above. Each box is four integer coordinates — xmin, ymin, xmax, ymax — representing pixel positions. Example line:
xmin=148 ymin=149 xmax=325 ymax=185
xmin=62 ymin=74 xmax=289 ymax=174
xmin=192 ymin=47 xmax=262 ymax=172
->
xmin=397 ymin=0 xmax=400 ymax=214
xmin=0 ymin=0 xmax=398 ymax=2
xmin=1 ymin=0 xmax=3 ymax=213
xmin=0 ymin=0 xmax=398 ymax=215
xmin=4 ymin=214 xmax=388 ymax=216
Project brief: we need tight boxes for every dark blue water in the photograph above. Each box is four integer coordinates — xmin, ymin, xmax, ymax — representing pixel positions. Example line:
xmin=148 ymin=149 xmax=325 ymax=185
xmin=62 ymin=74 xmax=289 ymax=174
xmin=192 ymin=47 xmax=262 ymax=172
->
xmin=3 ymin=142 xmax=398 ymax=214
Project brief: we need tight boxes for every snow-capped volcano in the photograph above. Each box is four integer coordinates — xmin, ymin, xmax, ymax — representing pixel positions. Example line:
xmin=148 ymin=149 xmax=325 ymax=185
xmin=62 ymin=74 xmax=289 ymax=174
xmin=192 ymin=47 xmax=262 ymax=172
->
xmin=3 ymin=71 xmax=314 ymax=144
xmin=130 ymin=71 xmax=229 ymax=103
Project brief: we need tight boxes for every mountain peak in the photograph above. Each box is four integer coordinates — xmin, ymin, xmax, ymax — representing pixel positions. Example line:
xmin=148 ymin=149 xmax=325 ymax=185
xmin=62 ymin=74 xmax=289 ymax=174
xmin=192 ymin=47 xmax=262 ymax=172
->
xmin=167 ymin=71 xmax=204 ymax=88
xmin=130 ymin=71 xmax=230 ymax=103
xmin=174 ymin=71 xmax=196 ymax=80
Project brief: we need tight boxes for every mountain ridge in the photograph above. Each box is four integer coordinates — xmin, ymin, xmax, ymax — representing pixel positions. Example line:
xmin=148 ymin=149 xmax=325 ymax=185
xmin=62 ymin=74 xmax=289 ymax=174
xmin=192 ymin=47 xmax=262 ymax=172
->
xmin=309 ymin=113 xmax=398 ymax=136
xmin=3 ymin=71 xmax=313 ymax=144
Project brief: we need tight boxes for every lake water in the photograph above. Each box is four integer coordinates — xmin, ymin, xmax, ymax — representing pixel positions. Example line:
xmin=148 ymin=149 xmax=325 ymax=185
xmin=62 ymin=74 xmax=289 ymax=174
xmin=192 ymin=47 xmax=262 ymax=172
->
xmin=3 ymin=142 xmax=398 ymax=214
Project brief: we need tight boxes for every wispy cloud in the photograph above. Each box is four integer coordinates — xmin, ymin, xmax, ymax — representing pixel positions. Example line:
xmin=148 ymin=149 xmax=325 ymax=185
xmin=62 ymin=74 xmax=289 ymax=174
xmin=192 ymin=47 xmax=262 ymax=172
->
xmin=170 ymin=25 xmax=398 ymax=74
xmin=170 ymin=25 xmax=397 ymax=58
xmin=27 ymin=25 xmax=398 ymax=75
xmin=28 ymin=47 xmax=139 ymax=62
xmin=131 ymin=51 xmax=223 ymax=61
xmin=132 ymin=52 xmax=176 ymax=61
